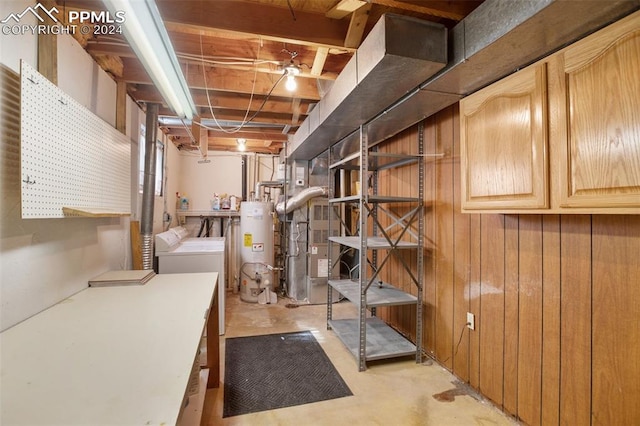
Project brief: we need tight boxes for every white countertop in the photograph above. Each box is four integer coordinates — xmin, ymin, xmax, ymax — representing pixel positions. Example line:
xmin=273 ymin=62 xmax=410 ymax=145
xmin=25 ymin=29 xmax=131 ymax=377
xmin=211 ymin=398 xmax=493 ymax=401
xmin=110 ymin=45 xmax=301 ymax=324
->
xmin=0 ymin=272 xmax=218 ymax=425
xmin=176 ymin=210 xmax=240 ymax=217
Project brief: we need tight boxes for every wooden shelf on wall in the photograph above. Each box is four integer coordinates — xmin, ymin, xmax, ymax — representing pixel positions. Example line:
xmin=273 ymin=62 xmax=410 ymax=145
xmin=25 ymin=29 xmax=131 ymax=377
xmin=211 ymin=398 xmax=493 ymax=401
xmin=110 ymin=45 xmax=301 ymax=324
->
xmin=62 ymin=207 xmax=131 ymax=217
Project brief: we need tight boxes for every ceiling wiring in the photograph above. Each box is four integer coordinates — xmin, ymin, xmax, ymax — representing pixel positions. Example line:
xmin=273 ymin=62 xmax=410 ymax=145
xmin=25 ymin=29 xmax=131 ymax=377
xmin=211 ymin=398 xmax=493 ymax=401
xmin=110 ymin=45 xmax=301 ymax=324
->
xmin=286 ymin=0 xmax=297 ymax=21
xmin=89 ymin=35 xmax=293 ymax=139
xmin=197 ymin=73 xmax=285 ymax=131
xmin=178 ymin=116 xmax=196 ymax=143
xmin=196 ymin=33 xmax=288 ymax=135
xmin=199 ymin=32 xmax=260 ymax=133
xmin=87 ymin=39 xmax=282 ymax=68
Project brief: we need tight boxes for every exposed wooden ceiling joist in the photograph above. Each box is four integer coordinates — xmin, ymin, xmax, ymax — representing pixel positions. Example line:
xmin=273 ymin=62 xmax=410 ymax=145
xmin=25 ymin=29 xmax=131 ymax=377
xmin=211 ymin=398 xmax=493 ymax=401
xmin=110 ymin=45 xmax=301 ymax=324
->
xmin=132 ymin=85 xmax=313 ymax=115
xmin=369 ymin=0 xmax=467 ymax=21
xmin=56 ymin=0 xmax=483 ymax=154
xmin=326 ymin=0 xmax=367 ymax=19
xmin=86 ymin=35 xmax=347 ymax=81
xmin=311 ymin=47 xmax=329 ymax=76
xmin=344 ymin=3 xmax=372 ymax=48
xmin=157 ymin=0 xmax=351 ymax=49
xmin=121 ymin=58 xmax=321 ymax=101
xmin=188 ymin=108 xmax=298 ymax=126
xmin=164 ymin=127 xmax=288 ymax=141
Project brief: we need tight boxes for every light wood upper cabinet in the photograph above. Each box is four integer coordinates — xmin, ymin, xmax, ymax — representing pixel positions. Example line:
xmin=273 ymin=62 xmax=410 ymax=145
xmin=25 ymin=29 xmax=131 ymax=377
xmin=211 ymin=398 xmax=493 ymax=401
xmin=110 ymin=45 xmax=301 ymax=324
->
xmin=460 ymin=64 xmax=548 ymax=210
xmin=555 ymin=15 xmax=640 ymax=208
xmin=460 ymin=10 xmax=640 ymax=214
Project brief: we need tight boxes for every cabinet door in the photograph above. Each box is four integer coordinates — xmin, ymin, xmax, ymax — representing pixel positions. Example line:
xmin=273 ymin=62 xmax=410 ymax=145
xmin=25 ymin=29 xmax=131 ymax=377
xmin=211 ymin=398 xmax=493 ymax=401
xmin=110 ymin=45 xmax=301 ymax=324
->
xmin=558 ymin=14 xmax=640 ymax=208
xmin=460 ymin=64 xmax=549 ymax=210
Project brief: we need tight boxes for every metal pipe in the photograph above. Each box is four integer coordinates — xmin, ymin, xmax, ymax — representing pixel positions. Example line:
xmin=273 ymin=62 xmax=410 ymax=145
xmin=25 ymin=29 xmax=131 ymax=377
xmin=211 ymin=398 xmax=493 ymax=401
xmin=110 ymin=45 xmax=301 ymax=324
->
xmin=140 ymin=103 xmax=158 ymax=270
xmin=254 ymin=181 xmax=283 ymax=201
xmin=241 ymin=154 xmax=247 ymax=201
xmin=253 ymin=153 xmax=258 ymax=198
xmin=275 ymin=186 xmax=327 ymax=215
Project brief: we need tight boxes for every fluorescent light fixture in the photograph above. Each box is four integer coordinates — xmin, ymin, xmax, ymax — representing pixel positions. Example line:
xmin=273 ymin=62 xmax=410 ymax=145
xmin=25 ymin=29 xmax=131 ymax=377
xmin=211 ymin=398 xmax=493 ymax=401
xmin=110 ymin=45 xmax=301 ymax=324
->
xmin=103 ymin=0 xmax=196 ymax=119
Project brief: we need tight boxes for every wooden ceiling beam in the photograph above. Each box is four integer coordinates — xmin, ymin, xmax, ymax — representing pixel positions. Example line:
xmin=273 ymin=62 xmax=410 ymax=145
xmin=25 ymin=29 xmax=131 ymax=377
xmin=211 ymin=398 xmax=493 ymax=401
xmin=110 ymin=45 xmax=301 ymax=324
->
xmin=86 ymin=41 xmax=134 ymax=58
xmin=344 ymin=3 xmax=372 ymax=49
xmin=311 ymin=47 xmax=329 ymax=76
xmin=208 ymin=143 xmax=281 ymax=154
xmin=206 ymin=136 xmax=281 ymax=146
xmin=194 ymin=66 xmax=319 ymax=100
xmin=93 ymin=55 xmax=123 ymax=78
xmin=163 ymin=21 xmax=348 ymax=55
xmin=169 ymin=32 xmax=316 ymax=64
xmin=290 ymin=98 xmax=302 ymax=126
xmin=87 ymin=36 xmax=346 ymax=81
xmin=121 ymin=59 xmax=321 ymax=101
xmin=369 ymin=0 xmax=467 ymax=21
xmin=157 ymin=0 xmax=351 ymax=49
xmin=157 ymin=106 xmax=297 ymax=126
xmin=163 ymin=127 xmax=288 ymax=142
xmin=132 ymin=84 xmax=312 ymax=115
xmin=170 ymin=138 xmax=282 ymax=155
xmin=326 ymin=0 xmax=368 ymax=19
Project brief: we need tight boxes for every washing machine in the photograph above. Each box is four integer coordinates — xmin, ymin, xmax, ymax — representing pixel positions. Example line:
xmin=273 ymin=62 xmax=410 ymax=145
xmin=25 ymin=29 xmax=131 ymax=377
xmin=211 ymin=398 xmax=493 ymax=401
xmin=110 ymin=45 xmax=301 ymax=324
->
xmin=155 ymin=227 xmax=226 ymax=334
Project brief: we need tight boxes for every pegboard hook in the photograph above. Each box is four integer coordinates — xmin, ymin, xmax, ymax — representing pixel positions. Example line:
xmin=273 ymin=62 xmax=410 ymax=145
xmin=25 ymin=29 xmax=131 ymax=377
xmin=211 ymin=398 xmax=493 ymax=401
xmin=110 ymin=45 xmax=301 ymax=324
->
xmin=22 ymin=175 xmax=36 ymax=185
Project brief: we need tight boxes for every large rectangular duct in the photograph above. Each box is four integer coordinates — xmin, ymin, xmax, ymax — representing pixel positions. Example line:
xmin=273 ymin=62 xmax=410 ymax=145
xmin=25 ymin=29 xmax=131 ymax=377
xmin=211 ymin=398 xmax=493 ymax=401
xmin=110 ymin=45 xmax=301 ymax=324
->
xmin=427 ymin=0 xmax=640 ymax=96
xmin=287 ymin=0 xmax=640 ymax=162
xmin=287 ymin=14 xmax=447 ymax=161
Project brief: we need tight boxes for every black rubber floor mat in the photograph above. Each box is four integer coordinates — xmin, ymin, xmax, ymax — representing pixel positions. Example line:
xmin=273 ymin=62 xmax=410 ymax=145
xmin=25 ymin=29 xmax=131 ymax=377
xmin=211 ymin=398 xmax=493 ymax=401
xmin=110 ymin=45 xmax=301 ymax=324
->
xmin=223 ymin=330 xmax=352 ymax=417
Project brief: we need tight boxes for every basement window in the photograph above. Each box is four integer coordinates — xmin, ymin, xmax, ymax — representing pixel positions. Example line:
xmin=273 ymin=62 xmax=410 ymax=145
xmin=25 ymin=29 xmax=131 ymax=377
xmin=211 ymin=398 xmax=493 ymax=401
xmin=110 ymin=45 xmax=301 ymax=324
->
xmin=138 ymin=124 xmax=164 ymax=196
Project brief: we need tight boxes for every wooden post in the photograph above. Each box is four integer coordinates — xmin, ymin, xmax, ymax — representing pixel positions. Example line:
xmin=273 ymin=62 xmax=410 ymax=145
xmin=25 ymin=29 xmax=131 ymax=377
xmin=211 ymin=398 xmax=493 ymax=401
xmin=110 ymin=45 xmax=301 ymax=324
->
xmin=37 ymin=0 xmax=57 ymax=84
xmin=116 ymin=80 xmax=127 ymax=134
xmin=130 ymin=221 xmax=143 ymax=270
xmin=192 ymin=116 xmax=208 ymax=158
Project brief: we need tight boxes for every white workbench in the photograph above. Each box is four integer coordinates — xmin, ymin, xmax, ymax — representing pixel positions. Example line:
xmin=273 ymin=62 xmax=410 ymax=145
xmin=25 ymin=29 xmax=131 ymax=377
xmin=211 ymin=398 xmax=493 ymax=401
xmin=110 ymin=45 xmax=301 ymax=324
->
xmin=0 ymin=272 xmax=219 ymax=425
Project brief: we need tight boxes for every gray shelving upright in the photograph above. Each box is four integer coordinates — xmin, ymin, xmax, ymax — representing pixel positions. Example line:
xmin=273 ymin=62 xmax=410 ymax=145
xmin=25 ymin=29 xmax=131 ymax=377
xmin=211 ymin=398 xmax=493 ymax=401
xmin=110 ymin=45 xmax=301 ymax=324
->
xmin=327 ymin=124 xmax=424 ymax=371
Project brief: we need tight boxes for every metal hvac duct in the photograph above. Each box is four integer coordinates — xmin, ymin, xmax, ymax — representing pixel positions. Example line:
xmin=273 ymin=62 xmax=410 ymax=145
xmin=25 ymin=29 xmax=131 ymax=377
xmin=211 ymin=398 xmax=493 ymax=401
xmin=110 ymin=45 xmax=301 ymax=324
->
xmin=140 ymin=103 xmax=159 ymax=270
xmin=287 ymin=14 xmax=448 ymax=161
xmin=275 ymin=186 xmax=328 ymax=215
xmin=287 ymin=0 xmax=640 ymax=161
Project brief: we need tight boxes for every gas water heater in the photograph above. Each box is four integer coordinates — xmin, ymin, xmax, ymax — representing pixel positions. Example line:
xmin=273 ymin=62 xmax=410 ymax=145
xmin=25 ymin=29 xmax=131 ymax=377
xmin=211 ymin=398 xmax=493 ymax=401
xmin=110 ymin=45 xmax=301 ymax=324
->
xmin=239 ymin=201 xmax=275 ymax=302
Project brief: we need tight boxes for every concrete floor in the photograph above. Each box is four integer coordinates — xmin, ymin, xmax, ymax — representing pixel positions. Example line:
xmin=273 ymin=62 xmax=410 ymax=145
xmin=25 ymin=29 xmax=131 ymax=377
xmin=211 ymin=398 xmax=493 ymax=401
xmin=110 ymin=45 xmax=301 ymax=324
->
xmin=202 ymin=292 xmax=519 ymax=425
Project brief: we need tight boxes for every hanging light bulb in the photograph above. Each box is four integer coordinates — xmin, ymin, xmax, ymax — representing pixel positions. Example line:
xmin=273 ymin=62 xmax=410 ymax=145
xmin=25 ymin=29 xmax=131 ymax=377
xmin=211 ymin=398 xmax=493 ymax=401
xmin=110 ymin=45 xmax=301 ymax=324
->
xmin=284 ymin=62 xmax=301 ymax=92
xmin=237 ymin=138 xmax=246 ymax=152
xmin=285 ymin=74 xmax=297 ymax=91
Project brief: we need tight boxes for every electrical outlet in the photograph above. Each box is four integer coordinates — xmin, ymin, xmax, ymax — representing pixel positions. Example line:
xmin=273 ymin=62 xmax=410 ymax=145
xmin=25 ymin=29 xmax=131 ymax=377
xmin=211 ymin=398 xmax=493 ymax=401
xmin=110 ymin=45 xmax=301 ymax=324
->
xmin=466 ymin=312 xmax=475 ymax=330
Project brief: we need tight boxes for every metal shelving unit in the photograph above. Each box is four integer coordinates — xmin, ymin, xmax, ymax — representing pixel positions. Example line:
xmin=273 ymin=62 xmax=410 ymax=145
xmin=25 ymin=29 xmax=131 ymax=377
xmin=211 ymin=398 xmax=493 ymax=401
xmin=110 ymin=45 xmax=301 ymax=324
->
xmin=327 ymin=124 xmax=424 ymax=371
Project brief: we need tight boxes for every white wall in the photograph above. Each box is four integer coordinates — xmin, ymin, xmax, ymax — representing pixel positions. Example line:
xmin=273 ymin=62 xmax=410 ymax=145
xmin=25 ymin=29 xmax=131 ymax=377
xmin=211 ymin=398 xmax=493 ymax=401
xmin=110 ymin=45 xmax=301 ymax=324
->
xmin=163 ymin=138 xmax=182 ymax=229
xmin=176 ymin=151 xmax=282 ymax=210
xmin=57 ymin=35 xmax=116 ymax=125
xmin=178 ymin=150 xmax=244 ymax=211
xmin=0 ymin=0 xmax=155 ymax=330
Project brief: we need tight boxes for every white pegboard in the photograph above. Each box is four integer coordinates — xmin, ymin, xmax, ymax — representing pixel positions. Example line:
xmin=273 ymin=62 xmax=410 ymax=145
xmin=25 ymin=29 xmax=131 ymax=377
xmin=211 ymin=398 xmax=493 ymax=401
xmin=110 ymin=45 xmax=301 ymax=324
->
xmin=20 ymin=61 xmax=131 ymax=218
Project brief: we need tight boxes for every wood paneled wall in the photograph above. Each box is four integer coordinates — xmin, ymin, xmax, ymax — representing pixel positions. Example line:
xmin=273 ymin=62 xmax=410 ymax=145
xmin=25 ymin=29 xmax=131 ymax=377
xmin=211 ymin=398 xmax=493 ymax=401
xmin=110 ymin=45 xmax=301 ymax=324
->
xmin=377 ymin=105 xmax=640 ymax=425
